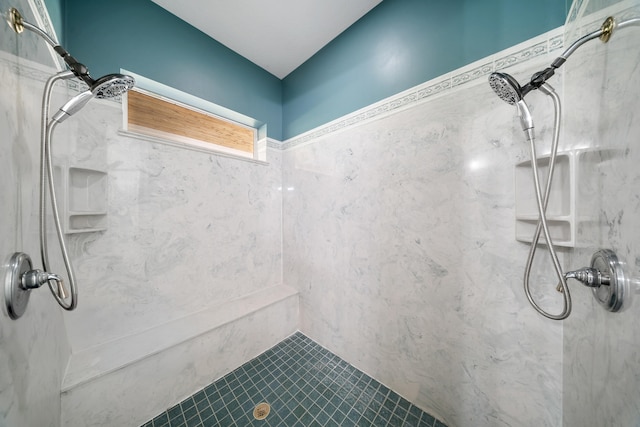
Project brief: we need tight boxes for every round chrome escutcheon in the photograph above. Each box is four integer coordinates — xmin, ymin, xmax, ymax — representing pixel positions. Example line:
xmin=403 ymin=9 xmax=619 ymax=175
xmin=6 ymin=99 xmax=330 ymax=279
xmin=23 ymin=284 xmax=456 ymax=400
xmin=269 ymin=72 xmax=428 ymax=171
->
xmin=591 ymin=249 xmax=626 ymax=312
xmin=4 ymin=252 xmax=33 ymax=319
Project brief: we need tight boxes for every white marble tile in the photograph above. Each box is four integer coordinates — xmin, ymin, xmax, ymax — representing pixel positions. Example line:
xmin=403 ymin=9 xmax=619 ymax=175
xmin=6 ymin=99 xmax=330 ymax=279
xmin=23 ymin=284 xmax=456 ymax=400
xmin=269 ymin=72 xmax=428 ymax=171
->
xmin=61 ymin=99 xmax=284 ymax=352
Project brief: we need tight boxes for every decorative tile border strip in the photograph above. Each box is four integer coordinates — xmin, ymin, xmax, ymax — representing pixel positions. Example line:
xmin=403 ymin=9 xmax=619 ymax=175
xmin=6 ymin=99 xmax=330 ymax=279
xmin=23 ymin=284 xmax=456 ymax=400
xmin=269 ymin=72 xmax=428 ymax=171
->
xmin=279 ymin=27 xmax=564 ymax=151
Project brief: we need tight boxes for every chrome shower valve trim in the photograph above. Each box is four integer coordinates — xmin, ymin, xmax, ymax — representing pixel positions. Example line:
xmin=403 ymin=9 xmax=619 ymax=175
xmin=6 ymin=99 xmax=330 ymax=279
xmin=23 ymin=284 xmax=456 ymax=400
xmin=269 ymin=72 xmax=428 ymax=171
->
xmin=556 ymin=249 xmax=629 ymax=313
xmin=4 ymin=252 xmax=69 ymax=319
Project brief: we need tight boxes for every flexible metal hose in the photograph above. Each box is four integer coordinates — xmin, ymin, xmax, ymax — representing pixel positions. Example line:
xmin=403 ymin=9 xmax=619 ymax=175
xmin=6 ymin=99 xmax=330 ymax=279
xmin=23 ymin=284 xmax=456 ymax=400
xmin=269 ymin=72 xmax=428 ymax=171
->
xmin=45 ymin=121 xmax=78 ymax=310
xmin=523 ymin=83 xmax=571 ymax=320
xmin=39 ymin=71 xmax=78 ymax=310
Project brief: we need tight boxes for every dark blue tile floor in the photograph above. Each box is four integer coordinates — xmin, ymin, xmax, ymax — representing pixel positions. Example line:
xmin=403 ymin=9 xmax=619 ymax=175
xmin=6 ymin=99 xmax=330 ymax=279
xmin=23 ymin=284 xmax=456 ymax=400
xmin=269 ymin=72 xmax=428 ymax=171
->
xmin=141 ymin=332 xmax=446 ymax=426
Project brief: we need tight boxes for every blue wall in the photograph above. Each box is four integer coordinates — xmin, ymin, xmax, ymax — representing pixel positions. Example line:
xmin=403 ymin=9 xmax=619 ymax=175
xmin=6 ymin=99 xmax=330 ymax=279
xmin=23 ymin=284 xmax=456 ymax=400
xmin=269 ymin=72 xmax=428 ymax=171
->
xmin=64 ymin=0 xmax=283 ymax=140
xmin=281 ymin=0 xmax=567 ymax=139
xmin=61 ymin=0 xmax=566 ymax=142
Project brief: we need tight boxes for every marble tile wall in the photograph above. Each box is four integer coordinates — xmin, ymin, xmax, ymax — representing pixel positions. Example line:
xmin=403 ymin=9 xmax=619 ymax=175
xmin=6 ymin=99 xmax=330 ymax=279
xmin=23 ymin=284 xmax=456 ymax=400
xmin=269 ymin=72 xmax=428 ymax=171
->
xmin=62 ymin=101 xmax=284 ymax=352
xmin=562 ymin=3 xmax=640 ymax=426
xmin=0 ymin=0 xmax=70 ymax=426
xmin=282 ymin=51 xmax=566 ymax=426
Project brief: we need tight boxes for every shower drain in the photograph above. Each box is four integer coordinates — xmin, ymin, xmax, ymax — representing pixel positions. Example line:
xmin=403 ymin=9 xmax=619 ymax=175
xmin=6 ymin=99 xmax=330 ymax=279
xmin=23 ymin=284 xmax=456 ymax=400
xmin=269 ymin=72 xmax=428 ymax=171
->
xmin=253 ymin=402 xmax=271 ymax=420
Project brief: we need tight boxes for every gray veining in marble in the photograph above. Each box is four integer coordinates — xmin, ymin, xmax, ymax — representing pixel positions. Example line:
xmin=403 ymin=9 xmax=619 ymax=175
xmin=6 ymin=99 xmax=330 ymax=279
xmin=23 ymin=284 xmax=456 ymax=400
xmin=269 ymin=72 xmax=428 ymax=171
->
xmin=62 ymin=100 xmax=285 ymax=351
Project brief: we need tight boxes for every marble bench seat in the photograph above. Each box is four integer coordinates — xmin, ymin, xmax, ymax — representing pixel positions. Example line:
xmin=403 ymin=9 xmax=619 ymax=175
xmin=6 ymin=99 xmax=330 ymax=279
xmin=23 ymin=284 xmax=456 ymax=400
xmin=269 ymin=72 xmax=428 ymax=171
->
xmin=60 ymin=285 xmax=299 ymax=427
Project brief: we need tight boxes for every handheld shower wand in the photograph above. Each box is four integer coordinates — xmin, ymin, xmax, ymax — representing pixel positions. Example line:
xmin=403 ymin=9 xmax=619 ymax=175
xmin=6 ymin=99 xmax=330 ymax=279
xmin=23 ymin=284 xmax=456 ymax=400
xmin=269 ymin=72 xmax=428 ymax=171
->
xmin=488 ymin=15 xmax=640 ymax=320
xmin=4 ymin=7 xmax=134 ymax=316
xmin=491 ymin=69 xmax=571 ymax=319
xmin=488 ymin=72 xmax=534 ymax=141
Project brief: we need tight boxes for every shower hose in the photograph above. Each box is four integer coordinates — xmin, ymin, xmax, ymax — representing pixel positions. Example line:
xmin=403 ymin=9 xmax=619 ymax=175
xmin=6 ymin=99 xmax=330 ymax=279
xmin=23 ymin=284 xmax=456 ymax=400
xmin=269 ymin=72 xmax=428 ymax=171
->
xmin=523 ymin=83 xmax=571 ymax=320
xmin=39 ymin=70 xmax=78 ymax=311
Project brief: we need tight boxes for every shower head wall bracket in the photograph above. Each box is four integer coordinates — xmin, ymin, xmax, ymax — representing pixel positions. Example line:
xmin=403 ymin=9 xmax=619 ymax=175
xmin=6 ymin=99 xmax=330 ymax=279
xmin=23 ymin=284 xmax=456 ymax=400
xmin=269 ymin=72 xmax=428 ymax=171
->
xmin=7 ymin=7 xmax=23 ymax=33
xmin=600 ymin=16 xmax=615 ymax=42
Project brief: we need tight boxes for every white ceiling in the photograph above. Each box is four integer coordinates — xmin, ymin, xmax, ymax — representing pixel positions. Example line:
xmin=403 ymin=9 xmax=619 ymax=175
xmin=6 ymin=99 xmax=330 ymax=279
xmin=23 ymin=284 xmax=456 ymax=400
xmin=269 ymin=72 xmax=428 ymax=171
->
xmin=151 ymin=0 xmax=383 ymax=79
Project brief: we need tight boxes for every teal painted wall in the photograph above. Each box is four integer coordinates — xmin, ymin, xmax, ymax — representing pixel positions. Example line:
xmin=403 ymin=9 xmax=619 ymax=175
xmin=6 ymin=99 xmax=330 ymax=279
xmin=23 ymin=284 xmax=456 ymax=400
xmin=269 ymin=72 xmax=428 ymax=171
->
xmin=64 ymin=0 xmax=283 ymax=140
xmin=281 ymin=0 xmax=567 ymax=139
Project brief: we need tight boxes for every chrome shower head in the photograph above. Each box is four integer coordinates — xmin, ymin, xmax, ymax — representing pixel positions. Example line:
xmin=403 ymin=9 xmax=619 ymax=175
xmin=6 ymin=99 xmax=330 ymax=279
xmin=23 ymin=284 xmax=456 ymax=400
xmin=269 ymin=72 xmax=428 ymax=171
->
xmin=488 ymin=72 xmax=524 ymax=105
xmin=50 ymin=74 xmax=135 ymax=124
xmin=90 ymin=73 xmax=135 ymax=99
xmin=488 ymin=72 xmax=534 ymax=141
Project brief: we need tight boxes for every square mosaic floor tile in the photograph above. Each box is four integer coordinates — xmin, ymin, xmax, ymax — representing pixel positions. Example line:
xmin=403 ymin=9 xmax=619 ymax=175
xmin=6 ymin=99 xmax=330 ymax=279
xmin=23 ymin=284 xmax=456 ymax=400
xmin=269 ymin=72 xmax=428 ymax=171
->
xmin=141 ymin=332 xmax=446 ymax=427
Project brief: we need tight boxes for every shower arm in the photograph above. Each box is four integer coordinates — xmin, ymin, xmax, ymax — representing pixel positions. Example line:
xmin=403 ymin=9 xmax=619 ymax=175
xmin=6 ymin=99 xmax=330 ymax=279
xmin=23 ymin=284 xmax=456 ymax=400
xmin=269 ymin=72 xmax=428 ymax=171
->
xmin=558 ymin=16 xmax=640 ymax=62
xmin=7 ymin=7 xmax=92 ymax=86
xmin=524 ymin=16 xmax=640 ymax=94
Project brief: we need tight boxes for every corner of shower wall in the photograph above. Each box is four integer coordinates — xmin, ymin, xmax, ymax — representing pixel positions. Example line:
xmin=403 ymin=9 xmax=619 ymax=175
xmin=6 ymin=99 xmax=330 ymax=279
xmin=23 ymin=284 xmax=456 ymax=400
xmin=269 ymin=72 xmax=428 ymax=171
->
xmin=561 ymin=1 xmax=640 ymax=426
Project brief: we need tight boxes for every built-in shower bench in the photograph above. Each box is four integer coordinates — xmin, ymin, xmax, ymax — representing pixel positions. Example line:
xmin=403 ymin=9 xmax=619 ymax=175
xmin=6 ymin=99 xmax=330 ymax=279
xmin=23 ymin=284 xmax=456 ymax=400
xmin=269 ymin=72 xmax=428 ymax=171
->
xmin=60 ymin=284 xmax=299 ymax=427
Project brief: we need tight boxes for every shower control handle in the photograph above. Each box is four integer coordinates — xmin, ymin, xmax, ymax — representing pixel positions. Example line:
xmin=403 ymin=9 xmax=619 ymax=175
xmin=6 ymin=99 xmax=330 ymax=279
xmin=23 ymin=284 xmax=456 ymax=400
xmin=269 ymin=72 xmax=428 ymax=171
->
xmin=22 ymin=269 xmax=61 ymax=289
xmin=21 ymin=269 xmax=67 ymax=299
xmin=564 ymin=267 xmax=609 ymax=288
xmin=4 ymin=252 xmax=71 ymax=320
xmin=560 ymin=250 xmax=627 ymax=313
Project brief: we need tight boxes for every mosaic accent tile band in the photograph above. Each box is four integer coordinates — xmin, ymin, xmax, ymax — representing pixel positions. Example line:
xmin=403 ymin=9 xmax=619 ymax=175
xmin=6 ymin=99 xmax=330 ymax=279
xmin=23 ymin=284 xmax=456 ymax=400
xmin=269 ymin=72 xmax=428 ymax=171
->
xmin=141 ymin=332 xmax=447 ymax=427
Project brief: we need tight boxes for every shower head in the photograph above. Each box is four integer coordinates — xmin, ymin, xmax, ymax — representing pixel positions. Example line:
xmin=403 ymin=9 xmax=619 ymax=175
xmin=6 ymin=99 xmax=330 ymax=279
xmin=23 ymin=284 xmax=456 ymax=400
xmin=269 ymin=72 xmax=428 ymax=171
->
xmin=50 ymin=74 xmax=135 ymax=124
xmin=488 ymin=72 xmax=526 ymax=105
xmin=90 ymin=73 xmax=135 ymax=99
xmin=488 ymin=72 xmax=534 ymax=141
